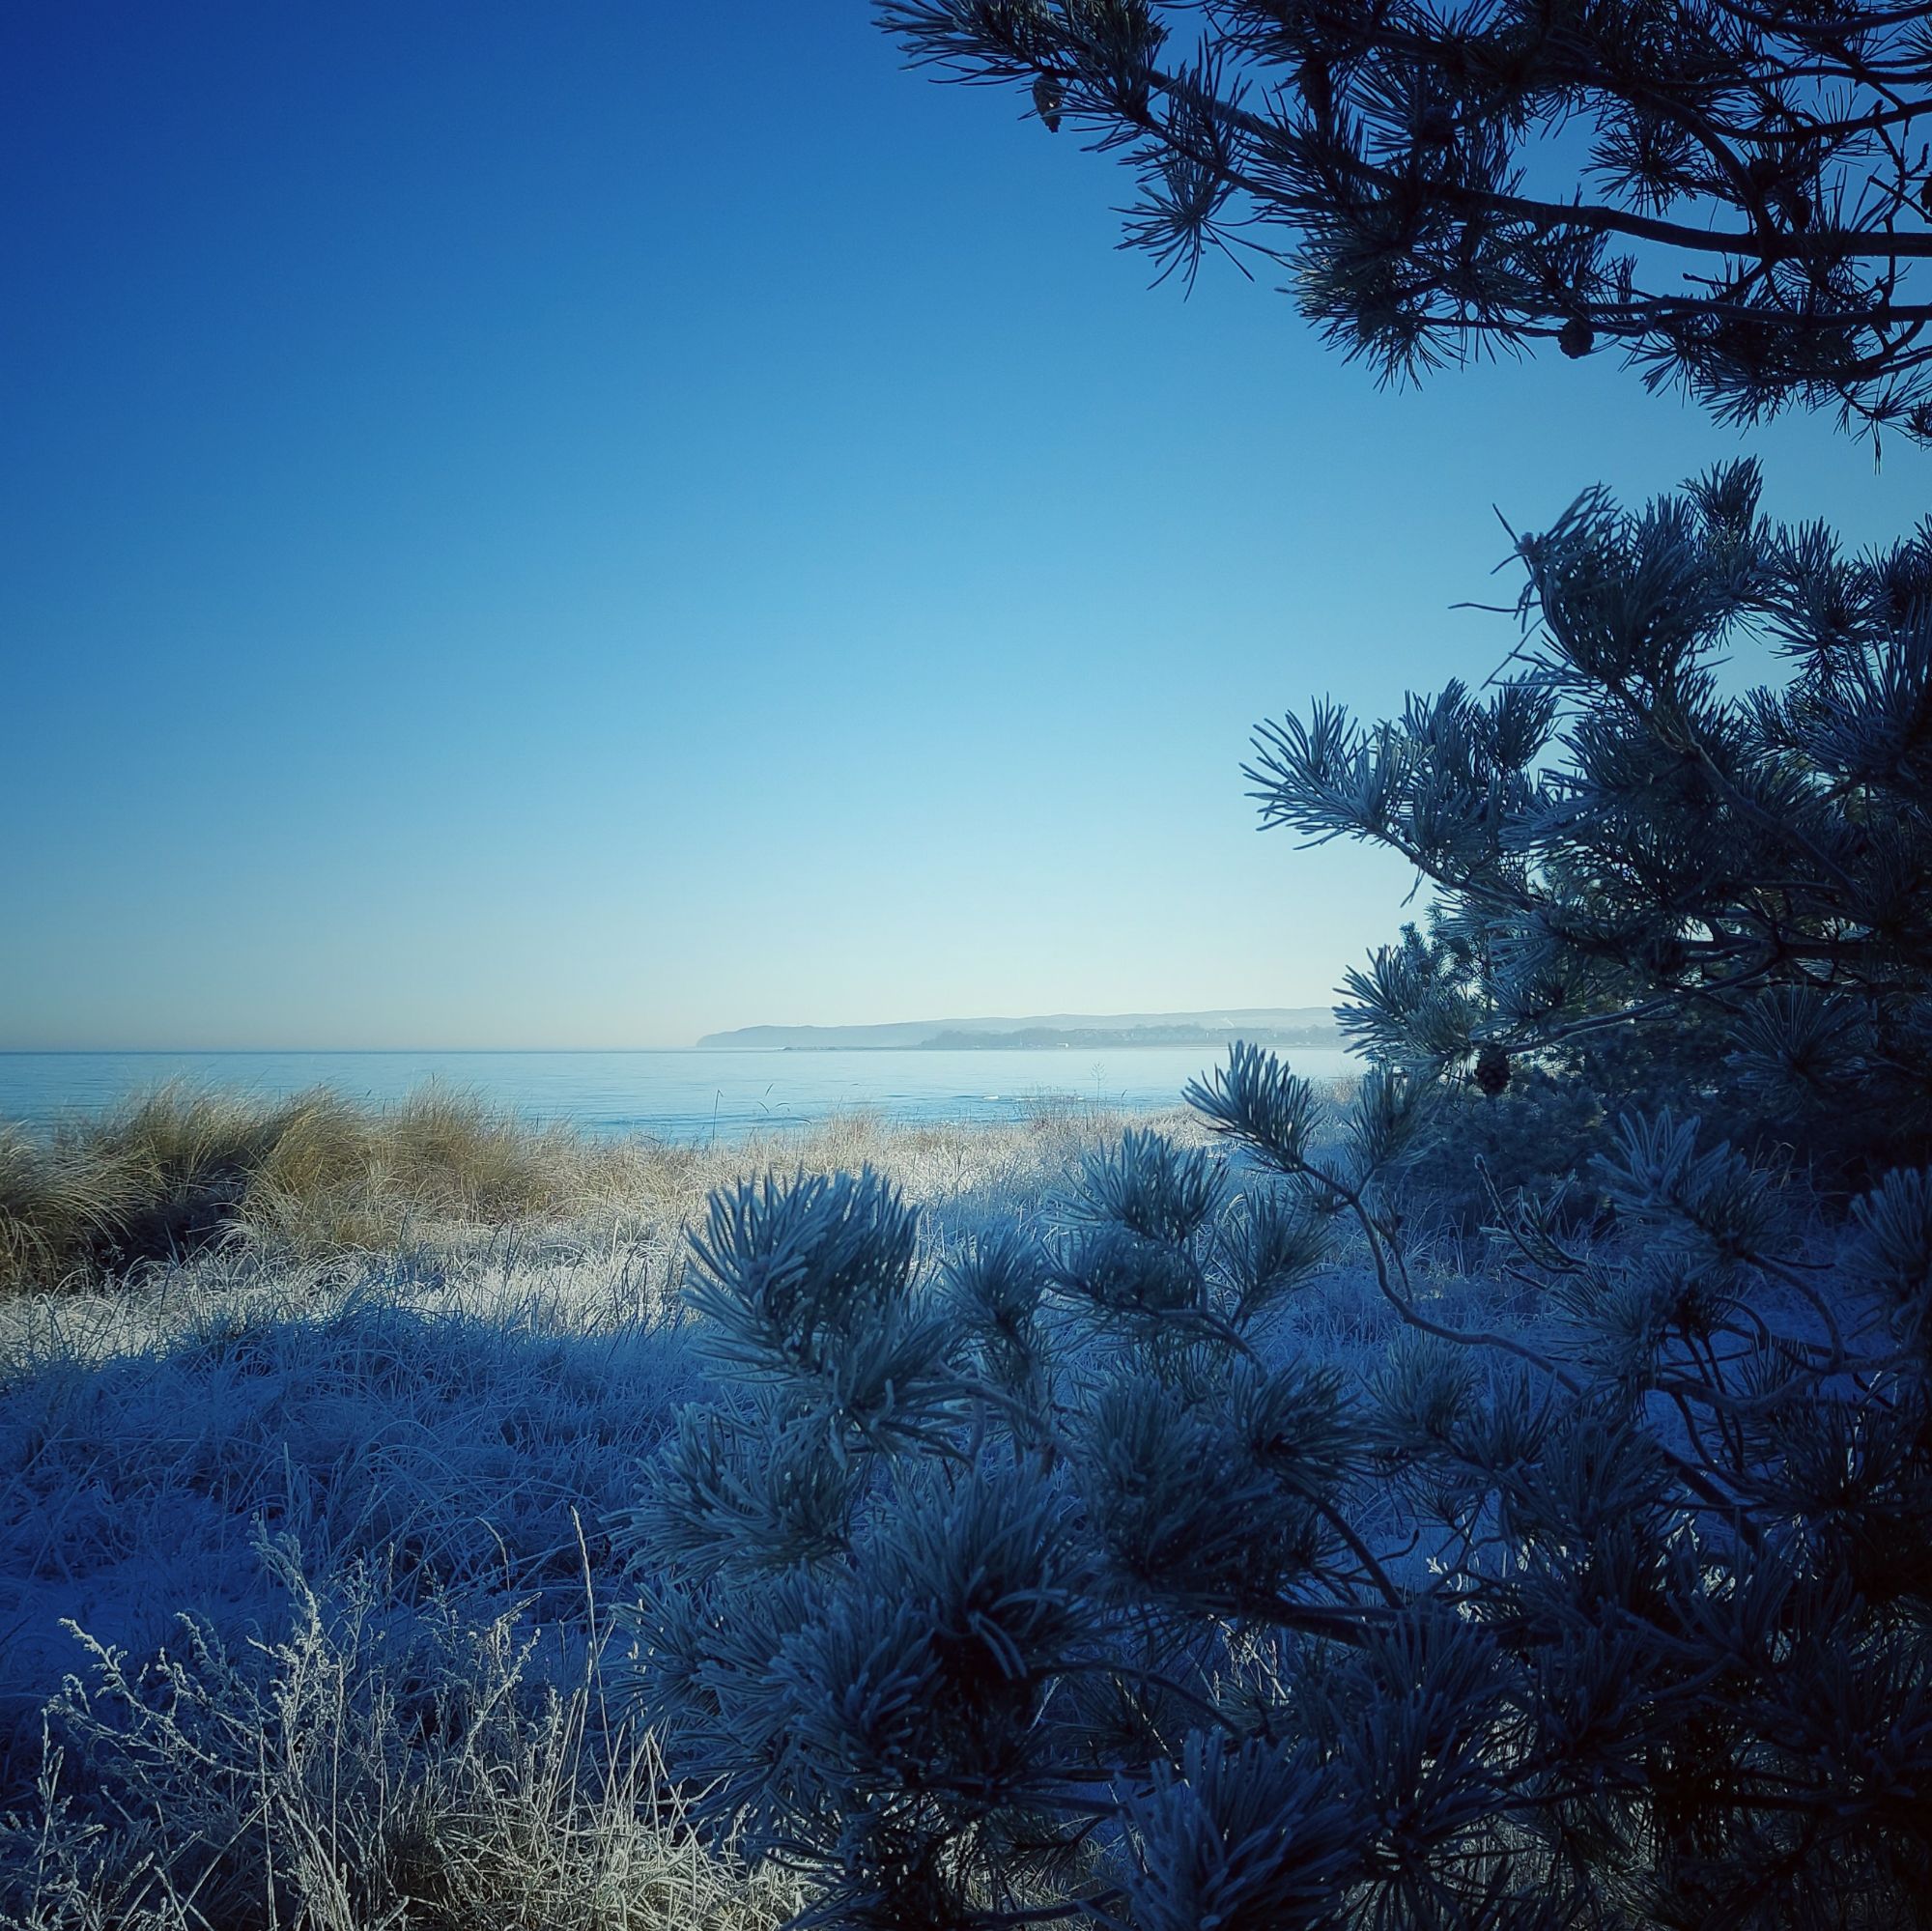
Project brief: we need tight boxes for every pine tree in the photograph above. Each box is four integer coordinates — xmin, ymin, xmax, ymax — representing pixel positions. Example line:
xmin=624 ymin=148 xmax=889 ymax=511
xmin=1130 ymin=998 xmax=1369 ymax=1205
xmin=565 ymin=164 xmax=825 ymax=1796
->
xmin=1251 ymin=459 xmax=1932 ymax=1182
xmin=878 ymin=0 xmax=1932 ymax=446
xmin=622 ymin=469 xmax=1932 ymax=1927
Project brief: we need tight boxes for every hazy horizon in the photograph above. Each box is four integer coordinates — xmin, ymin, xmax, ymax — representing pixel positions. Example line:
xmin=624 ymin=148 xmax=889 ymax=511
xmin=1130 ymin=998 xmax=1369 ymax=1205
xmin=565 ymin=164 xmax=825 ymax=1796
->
xmin=0 ymin=1000 xmax=1341 ymax=1057
xmin=7 ymin=4 xmax=1927 ymax=1052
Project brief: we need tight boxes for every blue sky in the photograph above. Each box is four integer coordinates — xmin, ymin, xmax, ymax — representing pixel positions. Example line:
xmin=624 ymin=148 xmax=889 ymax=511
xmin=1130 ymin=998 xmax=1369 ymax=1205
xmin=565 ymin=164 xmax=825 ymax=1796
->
xmin=4 ymin=2 xmax=1927 ymax=1049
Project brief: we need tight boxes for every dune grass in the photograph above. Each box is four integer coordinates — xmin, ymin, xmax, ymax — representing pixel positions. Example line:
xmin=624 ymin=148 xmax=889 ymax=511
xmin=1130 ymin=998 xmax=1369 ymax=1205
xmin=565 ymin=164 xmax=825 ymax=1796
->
xmin=0 ymin=1129 xmax=112 ymax=1300
xmin=0 ymin=1086 xmax=657 ymax=1292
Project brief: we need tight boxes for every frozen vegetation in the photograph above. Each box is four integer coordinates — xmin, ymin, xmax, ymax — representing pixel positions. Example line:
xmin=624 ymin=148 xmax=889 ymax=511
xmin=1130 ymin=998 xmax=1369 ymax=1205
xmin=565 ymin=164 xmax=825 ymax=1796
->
xmin=577 ymin=466 xmax=1932 ymax=1927
xmin=10 ymin=469 xmax=1932 ymax=1925
xmin=4 ymin=1034 xmax=1925 ymax=1924
xmin=0 ymin=1090 xmax=1281 ymax=1927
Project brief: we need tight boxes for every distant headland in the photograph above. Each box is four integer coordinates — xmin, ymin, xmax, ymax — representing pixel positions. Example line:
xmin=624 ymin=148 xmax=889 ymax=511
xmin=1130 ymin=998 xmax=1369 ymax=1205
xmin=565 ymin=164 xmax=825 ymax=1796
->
xmin=696 ymin=1008 xmax=1341 ymax=1052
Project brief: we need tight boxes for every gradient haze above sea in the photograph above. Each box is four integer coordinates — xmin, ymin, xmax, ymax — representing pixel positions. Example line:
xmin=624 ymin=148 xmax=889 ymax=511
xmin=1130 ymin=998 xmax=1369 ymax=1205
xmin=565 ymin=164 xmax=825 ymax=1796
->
xmin=0 ymin=1046 xmax=1362 ymax=1141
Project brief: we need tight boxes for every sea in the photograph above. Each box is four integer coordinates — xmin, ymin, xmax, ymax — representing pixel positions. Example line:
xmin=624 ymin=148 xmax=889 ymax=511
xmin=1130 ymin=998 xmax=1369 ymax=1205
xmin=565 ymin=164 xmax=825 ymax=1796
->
xmin=0 ymin=1045 xmax=1360 ymax=1141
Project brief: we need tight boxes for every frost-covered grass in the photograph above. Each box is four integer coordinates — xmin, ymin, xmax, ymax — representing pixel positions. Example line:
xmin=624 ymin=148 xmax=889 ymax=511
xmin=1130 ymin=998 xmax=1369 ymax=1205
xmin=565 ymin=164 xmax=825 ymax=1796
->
xmin=0 ymin=1098 xmax=1238 ymax=1928
xmin=6 ymin=1548 xmax=803 ymax=1931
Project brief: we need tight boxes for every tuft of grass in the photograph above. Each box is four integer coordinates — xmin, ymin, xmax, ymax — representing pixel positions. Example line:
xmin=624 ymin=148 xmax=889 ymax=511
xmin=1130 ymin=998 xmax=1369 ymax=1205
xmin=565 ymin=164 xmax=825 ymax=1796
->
xmin=71 ymin=1087 xmax=311 ymax=1274
xmin=240 ymin=1088 xmax=643 ymax=1256
xmin=0 ymin=1086 xmax=664 ymax=1292
xmin=0 ymin=1129 xmax=119 ymax=1294
xmin=3 ymin=1539 xmax=799 ymax=1931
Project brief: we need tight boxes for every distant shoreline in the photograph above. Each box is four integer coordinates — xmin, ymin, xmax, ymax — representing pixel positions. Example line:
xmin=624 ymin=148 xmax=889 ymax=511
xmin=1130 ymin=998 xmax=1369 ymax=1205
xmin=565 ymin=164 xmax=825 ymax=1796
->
xmin=775 ymin=1034 xmax=1340 ymax=1054
xmin=697 ymin=1008 xmax=1341 ymax=1053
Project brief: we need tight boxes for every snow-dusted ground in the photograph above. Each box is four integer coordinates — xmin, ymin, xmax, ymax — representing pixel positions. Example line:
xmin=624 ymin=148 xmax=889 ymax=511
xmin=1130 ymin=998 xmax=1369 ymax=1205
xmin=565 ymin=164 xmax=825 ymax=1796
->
xmin=0 ymin=1093 xmax=1880 ymax=1923
xmin=5 ymin=1106 xmax=1288 ymax=1924
xmin=1 ymin=1094 xmax=1577 ymax=1926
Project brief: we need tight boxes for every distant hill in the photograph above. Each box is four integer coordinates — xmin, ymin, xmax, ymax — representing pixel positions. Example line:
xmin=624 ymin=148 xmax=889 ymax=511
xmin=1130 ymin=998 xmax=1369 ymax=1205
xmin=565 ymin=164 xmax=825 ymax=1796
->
xmin=696 ymin=1008 xmax=1341 ymax=1051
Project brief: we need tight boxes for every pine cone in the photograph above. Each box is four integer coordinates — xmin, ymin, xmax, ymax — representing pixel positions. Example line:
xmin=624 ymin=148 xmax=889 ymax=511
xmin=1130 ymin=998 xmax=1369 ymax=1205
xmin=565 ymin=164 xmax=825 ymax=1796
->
xmin=1475 ymin=1041 xmax=1511 ymax=1098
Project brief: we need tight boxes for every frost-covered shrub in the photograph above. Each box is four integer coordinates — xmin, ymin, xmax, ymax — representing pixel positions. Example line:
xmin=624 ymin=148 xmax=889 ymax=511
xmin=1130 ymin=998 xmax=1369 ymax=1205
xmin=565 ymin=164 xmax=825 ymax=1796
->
xmin=630 ymin=467 xmax=1932 ymax=1925
xmin=1398 ymin=1070 xmax=1609 ymax=1253
xmin=623 ymin=1064 xmax=1932 ymax=1926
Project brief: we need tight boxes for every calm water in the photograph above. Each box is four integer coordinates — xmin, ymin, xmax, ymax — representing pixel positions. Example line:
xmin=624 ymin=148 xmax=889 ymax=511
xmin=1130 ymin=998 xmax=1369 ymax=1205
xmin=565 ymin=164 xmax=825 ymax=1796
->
xmin=0 ymin=1046 xmax=1359 ymax=1140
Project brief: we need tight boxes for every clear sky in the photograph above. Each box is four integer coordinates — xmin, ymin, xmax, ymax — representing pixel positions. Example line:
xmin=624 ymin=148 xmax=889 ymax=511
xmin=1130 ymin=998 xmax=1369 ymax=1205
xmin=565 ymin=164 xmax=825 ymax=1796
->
xmin=3 ymin=3 xmax=1926 ymax=1050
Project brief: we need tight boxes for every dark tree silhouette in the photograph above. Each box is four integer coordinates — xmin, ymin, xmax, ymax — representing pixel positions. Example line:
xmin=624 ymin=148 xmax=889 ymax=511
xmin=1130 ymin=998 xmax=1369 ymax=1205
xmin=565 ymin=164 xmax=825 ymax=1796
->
xmin=879 ymin=0 xmax=1932 ymax=444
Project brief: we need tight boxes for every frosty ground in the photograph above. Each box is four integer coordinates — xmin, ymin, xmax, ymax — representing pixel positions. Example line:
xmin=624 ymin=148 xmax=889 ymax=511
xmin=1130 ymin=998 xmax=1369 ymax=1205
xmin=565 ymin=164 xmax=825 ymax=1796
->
xmin=1 ymin=1094 xmax=1470 ymax=1929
